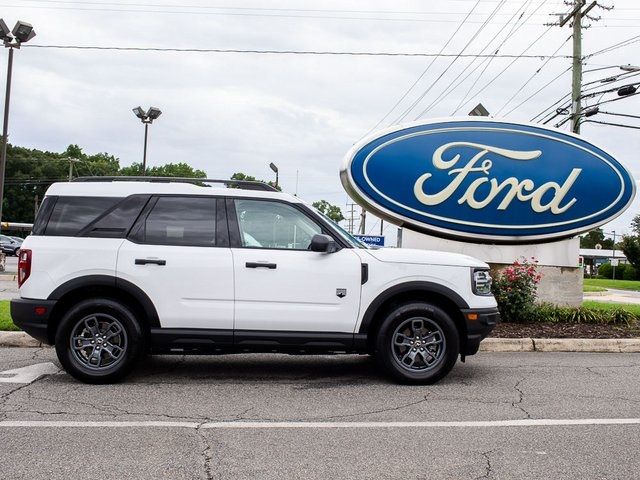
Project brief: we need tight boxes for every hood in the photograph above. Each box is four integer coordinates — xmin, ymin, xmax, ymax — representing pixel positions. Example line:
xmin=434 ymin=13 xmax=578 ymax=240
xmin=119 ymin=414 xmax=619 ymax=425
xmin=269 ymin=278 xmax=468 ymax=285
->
xmin=365 ymin=248 xmax=488 ymax=269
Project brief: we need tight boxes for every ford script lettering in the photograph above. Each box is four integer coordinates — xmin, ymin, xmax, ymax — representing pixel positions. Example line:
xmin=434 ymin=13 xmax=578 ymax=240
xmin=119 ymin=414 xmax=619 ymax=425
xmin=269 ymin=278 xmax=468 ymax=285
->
xmin=340 ymin=119 xmax=635 ymax=243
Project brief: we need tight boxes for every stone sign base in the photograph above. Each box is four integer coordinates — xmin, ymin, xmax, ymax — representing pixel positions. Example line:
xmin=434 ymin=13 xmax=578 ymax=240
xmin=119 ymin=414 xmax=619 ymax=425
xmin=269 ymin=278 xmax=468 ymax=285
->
xmin=399 ymin=228 xmax=582 ymax=307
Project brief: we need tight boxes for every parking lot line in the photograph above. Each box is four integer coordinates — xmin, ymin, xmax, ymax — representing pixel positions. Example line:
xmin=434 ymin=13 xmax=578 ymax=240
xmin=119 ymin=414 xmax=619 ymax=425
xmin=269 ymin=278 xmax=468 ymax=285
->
xmin=1 ymin=418 xmax=639 ymax=429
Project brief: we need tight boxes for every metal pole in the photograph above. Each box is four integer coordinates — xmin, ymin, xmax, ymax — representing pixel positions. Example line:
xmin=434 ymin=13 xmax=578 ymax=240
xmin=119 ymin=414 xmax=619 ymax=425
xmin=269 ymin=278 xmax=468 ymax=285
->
xmin=612 ymin=230 xmax=616 ymax=280
xmin=570 ymin=2 xmax=583 ymax=134
xmin=0 ymin=47 xmax=14 ymax=222
xmin=68 ymin=159 xmax=73 ymax=181
xmin=142 ymin=122 xmax=149 ymax=175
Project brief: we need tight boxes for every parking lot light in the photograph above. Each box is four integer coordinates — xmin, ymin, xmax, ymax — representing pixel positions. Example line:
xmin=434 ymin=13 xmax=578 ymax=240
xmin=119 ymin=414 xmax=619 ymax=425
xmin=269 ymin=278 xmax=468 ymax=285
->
xmin=132 ymin=106 xmax=162 ymax=175
xmin=0 ymin=19 xmax=36 ymax=223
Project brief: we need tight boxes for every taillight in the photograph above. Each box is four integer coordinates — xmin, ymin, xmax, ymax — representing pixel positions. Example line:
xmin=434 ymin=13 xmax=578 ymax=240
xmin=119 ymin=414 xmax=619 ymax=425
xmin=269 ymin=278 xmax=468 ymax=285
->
xmin=18 ymin=249 xmax=31 ymax=287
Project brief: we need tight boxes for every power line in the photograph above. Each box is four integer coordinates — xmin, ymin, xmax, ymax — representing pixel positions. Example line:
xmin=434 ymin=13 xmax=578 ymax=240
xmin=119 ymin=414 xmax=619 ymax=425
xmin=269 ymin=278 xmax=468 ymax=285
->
xmin=392 ymin=0 xmax=508 ymax=123
xmin=23 ymin=44 xmax=572 ymax=58
xmin=452 ymin=23 xmax=555 ymax=114
xmin=584 ymin=33 xmax=640 ymax=59
xmin=360 ymin=0 xmax=482 ymax=137
xmin=449 ymin=0 xmax=549 ymax=115
xmin=598 ymin=110 xmax=640 ymax=120
xmin=415 ymin=0 xmax=535 ymax=117
xmin=504 ymin=66 xmax=570 ymax=117
xmin=531 ymin=67 xmax=640 ymax=122
xmin=582 ymin=119 xmax=640 ymax=130
xmin=494 ymin=33 xmax=571 ymax=116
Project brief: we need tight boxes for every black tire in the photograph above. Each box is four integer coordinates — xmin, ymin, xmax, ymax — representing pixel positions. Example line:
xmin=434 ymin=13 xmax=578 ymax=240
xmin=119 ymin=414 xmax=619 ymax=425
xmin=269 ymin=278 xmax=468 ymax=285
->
xmin=55 ymin=298 xmax=145 ymax=384
xmin=375 ymin=302 xmax=459 ymax=384
xmin=13 ymin=248 xmax=19 ymax=257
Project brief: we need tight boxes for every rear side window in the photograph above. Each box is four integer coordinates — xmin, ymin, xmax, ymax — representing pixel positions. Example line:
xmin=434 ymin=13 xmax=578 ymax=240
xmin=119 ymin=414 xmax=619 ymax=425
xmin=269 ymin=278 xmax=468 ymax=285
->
xmin=81 ymin=195 xmax=149 ymax=238
xmin=133 ymin=196 xmax=217 ymax=246
xmin=32 ymin=197 xmax=56 ymax=235
xmin=45 ymin=197 xmax=119 ymax=236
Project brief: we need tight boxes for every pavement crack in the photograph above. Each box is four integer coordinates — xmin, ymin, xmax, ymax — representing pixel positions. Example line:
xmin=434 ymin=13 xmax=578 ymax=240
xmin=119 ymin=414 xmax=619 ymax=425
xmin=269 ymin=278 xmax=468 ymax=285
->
xmin=196 ymin=422 xmax=214 ymax=480
xmin=475 ymin=450 xmax=494 ymax=479
xmin=511 ymin=378 xmax=532 ymax=419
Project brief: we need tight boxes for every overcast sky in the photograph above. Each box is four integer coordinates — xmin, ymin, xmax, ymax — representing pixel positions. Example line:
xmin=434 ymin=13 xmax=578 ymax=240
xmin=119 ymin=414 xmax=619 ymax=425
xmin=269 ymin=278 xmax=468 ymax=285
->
xmin=3 ymin=0 xmax=640 ymax=240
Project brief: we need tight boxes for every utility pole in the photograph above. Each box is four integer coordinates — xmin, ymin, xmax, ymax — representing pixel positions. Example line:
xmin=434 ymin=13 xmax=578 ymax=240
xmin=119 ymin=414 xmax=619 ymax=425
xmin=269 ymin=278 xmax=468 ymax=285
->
xmin=555 ymin=1 xmax=599 ymax=134
xmin=346 ymin=202 xmax=357 ymax=234
xmin=359 ymin=208 xmax=367 ymax=235
xmin=67 ymin=157 xmax=79 ymax=181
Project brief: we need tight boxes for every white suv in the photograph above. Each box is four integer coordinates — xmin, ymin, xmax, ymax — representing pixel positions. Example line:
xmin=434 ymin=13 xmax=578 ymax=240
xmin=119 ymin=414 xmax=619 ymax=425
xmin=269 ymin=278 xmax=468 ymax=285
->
xmin=11 ymin=177 xmax=498 ymax=384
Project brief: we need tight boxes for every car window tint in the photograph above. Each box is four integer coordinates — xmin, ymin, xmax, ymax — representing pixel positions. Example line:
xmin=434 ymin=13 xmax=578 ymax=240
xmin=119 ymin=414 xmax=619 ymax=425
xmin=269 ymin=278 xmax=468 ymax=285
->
xmin=83 ymin=195 xmax=149 ymax=238
xmin=234 ymin=199 xmax=321 ymax=250
xmin=143 ymin=196 xmax=216 ymax=246
xmin=45 ymin=197 xmax=120 ymax=236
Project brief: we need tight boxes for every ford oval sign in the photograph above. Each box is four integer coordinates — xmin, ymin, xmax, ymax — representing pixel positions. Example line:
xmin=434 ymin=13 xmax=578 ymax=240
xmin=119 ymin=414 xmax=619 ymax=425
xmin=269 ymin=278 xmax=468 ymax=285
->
xmin=341 ymin=119 xmax=635 ymax=243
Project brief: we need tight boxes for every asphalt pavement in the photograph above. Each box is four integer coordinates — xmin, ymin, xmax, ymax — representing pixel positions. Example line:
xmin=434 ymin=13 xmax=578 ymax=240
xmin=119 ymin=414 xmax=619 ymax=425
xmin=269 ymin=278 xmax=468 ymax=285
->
xmin=1 ymin=348 xmax=639 ymax=479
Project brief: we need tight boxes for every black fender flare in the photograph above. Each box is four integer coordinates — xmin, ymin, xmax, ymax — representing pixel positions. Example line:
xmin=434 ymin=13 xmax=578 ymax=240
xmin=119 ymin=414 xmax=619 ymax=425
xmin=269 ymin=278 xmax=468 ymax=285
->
xmin=48 ymin=275 xmax=160 ymax=328
xmin=358 ymin=281 xmax=469 ymax=334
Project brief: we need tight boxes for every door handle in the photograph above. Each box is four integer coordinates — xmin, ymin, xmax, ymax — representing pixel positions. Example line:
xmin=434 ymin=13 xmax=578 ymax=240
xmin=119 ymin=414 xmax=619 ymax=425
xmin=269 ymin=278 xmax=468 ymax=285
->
xmin=135 ymin=258 xmax=167 ymax=266
xmin=245 ymin=262 xmax=277 ymax=269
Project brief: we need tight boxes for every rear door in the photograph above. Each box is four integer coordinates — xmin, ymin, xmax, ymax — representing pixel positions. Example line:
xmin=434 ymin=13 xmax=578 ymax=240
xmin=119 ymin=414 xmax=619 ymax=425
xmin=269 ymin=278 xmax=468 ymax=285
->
xmin=117 ymin=195 xmax=234 ymax=331
xmin=229 ymin=198 xmax=362 ymax=333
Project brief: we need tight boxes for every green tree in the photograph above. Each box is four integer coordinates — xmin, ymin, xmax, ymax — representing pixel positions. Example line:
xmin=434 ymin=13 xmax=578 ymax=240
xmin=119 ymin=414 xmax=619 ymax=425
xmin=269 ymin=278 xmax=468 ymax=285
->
xmin=230 ymin=172 xmax=281 ymax=191
xmin=621 ymin=215 xmax=640 ymax=278
xmin=120 ymin=162 xmax=206 ymax=178
xmin=3 ymin=143 xmax=120 ymax=223
xmin=312 ymin=200 xmax=345 ymax=223
xmin=580 ymin=228 xmax=614 ymax=249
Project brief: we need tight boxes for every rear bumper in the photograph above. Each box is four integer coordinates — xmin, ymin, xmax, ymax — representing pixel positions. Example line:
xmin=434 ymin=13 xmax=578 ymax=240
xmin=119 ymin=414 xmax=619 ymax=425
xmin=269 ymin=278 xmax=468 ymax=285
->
xmin=461 ymin=307 xmax=500 ymax=356
xmin=10 ymin=298 xmax=57 ymax=344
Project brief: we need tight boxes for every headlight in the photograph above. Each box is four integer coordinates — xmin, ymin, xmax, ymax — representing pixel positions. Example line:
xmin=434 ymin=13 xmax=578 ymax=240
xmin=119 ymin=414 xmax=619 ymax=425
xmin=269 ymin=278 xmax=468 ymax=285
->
xmin=472 ymin=269 xmax=492 ymax=296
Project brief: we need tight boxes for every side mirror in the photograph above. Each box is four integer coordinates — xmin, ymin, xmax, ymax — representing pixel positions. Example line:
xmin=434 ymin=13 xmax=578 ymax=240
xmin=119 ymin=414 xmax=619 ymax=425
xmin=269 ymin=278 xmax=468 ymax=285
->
xmin=310 ymin=234 xmax=339 ymax=253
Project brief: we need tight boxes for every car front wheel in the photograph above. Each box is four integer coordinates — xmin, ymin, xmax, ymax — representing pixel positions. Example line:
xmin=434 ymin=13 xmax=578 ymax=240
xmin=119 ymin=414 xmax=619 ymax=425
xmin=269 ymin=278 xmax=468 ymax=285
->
xmin=375 ymin=302 xmax=459 ymax=384
xmin=55 ymin=298 xmax=144 ymax=384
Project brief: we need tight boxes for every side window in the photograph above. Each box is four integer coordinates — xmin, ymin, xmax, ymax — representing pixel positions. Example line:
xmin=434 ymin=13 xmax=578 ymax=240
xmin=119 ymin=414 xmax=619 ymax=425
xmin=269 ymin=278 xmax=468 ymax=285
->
xmin=234 ymin=199 xmax=322 ymax=250
xmin=82 ymin=195 xmax=149 ymax=238
xmin=137 ymin=196 xmax=217 ymax=247
xmin=45 ymin=196 xmax=120 ymax=236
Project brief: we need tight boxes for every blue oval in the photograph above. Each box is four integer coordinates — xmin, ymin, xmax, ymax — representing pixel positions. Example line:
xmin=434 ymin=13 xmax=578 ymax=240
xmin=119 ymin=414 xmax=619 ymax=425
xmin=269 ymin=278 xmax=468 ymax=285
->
xmin=340 ymin=119 xmax=636 ymax=243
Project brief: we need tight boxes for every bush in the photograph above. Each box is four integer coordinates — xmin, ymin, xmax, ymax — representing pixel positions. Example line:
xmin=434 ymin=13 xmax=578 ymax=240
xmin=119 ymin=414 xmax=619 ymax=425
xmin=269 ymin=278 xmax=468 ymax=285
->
xmin=623 ymin=265 xmax=637 ymax=280
xmin=492 ymin=258 xmax=541 ymax=323
xmin=525 ymin=303 xmax=638 ymax=326
xmin=598 ymin=263 xmax=612 ymax=279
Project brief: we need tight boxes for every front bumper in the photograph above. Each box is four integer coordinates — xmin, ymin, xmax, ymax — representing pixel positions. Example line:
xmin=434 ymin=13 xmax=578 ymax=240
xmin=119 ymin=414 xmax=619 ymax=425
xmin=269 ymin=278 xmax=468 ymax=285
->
xmin=10 ymin=298 xmax=57 ymax=344
xmin=461 ymin=306 xmax=500 ymax=356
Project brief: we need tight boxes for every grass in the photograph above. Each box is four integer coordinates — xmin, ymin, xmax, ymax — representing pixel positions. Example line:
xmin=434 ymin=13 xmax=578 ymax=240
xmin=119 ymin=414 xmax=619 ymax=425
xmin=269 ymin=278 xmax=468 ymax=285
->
xmin=584 ymin=278 xmax=640 ymax=292
xmin=582 ymin=300 xmax=640 ymax=317
xmin=583 ymin=284 xmax=607 ymax=293
xmin=0 ymin=300 xmax=18 ymax=331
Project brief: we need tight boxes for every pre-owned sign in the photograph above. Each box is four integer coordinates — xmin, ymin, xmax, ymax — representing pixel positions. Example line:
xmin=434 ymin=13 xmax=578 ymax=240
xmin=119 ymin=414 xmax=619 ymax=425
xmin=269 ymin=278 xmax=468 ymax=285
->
xmin=341 ymin=119 xmax=635 ymax=244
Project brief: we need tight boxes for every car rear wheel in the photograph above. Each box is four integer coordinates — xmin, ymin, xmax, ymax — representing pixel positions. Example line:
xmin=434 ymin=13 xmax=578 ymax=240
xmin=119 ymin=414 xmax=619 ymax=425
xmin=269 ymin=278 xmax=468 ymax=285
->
xmin=375 ymin=302 xmax=459 ymax=384
xmin=55 ymin=298 xmax=144 ymax=384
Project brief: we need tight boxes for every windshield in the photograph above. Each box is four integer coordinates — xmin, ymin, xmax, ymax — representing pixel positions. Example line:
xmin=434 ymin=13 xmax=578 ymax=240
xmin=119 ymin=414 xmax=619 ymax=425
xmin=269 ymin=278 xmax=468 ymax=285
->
xmin=313 ymin=209 xmax=368 ymax=249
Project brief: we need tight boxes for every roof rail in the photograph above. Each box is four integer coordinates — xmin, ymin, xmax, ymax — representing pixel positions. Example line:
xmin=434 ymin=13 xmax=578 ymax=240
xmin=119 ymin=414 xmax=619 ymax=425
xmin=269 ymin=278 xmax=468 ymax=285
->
xmin=72 ymin=176 xmax=278 ymax=192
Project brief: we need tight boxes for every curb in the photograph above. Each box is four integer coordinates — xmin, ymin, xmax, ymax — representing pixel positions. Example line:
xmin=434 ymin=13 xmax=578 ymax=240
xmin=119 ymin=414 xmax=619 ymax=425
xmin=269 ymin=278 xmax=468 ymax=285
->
xmin=0 ymin=332 xmax=43 ymax=348
xmin=480 ymin=337 xmax=640 ymax=353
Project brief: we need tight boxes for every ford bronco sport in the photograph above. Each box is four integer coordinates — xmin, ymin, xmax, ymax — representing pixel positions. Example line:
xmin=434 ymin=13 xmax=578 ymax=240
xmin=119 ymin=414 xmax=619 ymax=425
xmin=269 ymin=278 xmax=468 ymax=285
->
xmin=11 ymin=177 xmax=498 ymax=384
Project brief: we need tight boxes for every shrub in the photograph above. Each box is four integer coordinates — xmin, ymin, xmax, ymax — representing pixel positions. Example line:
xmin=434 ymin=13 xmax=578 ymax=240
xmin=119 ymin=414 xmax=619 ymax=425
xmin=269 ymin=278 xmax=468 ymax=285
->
xmin=492 ymin=257 xmax=541 ymax=323
xmin=623 ymin=265 xmax=637 ymax=281
xmin=525 ymin=303 xmax=638 ymax=326
xmin=598 ymin=263 xmax=612 ymax=279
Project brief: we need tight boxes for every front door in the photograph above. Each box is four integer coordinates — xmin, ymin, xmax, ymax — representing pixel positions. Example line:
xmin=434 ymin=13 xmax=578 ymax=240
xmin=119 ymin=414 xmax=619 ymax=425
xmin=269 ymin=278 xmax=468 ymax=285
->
xmin=117 ymin=195 xmax=234 ymax=330
xmin=229 ymin=198 xmax=362 ymax=333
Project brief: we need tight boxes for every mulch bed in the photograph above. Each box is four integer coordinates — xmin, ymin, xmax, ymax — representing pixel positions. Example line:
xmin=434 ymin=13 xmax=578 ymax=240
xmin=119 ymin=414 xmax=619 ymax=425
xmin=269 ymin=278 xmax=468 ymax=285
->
xmin=490 ymin=322 xmax=640 ymax=339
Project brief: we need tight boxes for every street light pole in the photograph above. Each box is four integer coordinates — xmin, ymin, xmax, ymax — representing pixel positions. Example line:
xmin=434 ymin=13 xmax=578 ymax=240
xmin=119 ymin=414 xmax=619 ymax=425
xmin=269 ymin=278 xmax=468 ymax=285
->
xmin=132 ymin=106 xmax=162 ymax=175
xmin=0 ymin=47 xmax=14 ymax=222
xmin=142 ymin=123 xmax=149 ymax=174
xmin=0 ymin=19 xmax=36 ymax=222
